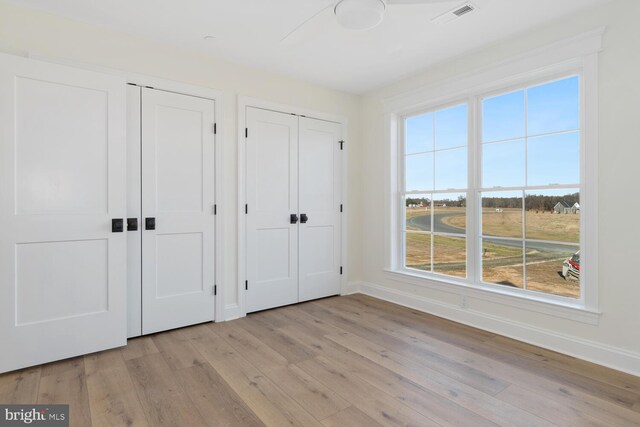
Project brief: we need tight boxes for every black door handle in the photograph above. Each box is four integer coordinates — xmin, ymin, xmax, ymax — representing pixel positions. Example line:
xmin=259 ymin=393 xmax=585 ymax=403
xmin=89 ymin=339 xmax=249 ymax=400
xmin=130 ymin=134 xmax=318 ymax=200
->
xmin=145 ymin=217 xmax=156 ymax=230
xmin=290 ymin=214 xmax=298 ymax=224
xmin=127 ymin=218 xmax=138 ymax=231
xmin=300 ymin=213 xmax=308 ymax=224
xmin=112 ymin=218 xmax=124 ymax=233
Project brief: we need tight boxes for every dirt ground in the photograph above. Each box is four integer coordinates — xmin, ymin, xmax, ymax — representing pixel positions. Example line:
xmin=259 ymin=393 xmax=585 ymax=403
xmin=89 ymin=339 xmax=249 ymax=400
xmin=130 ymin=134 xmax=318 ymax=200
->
xmin=526 ymin=260 xmax=579 ymax=297
xmin=482 ymin=258 xmax=579 ymax=298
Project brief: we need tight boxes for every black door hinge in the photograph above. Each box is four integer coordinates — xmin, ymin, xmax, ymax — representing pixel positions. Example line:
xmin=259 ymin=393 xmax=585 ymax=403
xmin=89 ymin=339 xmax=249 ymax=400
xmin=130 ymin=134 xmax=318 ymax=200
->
xmin=214 ymin=285 xmax=217 ymax=296
xmin=214 ymin=204 xmax=217 ymax=215
xmin=214 ymin=123 xmax=217 ymax=134
xmin=340 ymin=266 xmax=343 ymax=275
xmin=245 ymin=204 xmax=248 ymax=214
xmin=245 ymin=280 xmax=248 ymax=290
xmin=340 ymin=204 xmax=343 ymax=213
xmin=339 ymin=140 xmax=344 ymax=150
xmin=245 ymin=128 xmax=248 ymax=138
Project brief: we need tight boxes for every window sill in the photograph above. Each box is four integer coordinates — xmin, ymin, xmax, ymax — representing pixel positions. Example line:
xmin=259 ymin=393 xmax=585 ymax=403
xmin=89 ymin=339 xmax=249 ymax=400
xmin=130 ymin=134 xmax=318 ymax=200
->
xmin=383 ymin=269 xmax=601 ymax=325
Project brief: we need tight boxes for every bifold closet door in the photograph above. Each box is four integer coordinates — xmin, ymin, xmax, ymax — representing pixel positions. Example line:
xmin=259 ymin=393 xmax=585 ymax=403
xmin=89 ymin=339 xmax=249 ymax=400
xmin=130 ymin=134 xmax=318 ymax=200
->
xmin=0 ymin=53 xmax=127 ymax=373
xmin=298 ymin=117 xmax=342 ymax=302
xmin=141 ymin=88 xmax=216 ymax=334
xmin=246 ymin=107 xmax=299 ymax=313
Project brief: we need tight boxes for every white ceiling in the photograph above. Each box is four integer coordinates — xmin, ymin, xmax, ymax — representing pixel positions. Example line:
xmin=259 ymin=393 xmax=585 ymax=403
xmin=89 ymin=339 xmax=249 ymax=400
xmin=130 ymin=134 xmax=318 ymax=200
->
xmin=8 ymin=0 xmax=611 ymax=93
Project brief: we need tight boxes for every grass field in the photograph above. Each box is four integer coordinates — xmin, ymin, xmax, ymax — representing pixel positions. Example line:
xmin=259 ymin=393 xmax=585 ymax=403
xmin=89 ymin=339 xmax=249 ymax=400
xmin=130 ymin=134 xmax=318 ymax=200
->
xmin=446 ymin=208 xmax=580 ymax=242
xmin=405 ymin=234 xmax=466 ymax=278
xmin=405 ymin=206 xmax=580 ymax=298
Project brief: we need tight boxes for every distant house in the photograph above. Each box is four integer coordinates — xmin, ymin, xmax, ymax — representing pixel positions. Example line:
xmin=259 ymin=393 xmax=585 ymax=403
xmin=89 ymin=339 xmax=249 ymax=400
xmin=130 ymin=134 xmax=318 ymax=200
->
xmin=407 ymin=201 xmax=428 ymax=208
xmin=571 ymin=202 xmax=580 ymax=214
xmin=553 ymin=201 xmax=572 ymax=214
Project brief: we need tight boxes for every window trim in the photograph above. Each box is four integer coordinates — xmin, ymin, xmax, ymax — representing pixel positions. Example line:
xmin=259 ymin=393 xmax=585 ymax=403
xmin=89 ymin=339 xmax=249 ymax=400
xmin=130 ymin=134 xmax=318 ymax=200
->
xmin=384 ymin=28 xmax=602 ymax=319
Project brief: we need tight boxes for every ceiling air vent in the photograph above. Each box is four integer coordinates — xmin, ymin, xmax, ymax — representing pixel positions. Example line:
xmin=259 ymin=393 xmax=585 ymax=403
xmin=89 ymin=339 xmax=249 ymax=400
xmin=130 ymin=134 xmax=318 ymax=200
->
xmin=453 ymin=4 xmax=474 ymax=17
xmin=432 ymin=2 xmax=478 ymax=24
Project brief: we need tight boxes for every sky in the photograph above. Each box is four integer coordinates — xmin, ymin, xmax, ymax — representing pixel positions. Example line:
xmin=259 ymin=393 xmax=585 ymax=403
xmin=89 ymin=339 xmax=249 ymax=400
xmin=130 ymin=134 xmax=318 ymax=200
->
xmin=405 ymin=75 xmax=580 ymax=193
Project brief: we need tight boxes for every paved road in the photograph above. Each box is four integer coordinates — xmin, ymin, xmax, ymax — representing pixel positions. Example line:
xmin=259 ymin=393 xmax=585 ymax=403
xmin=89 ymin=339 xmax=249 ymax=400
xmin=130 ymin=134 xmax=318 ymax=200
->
xmin=407 ymin=212 xmax=577 ymax=254
xmin=406 ymin=212 xmax=463 ymax=235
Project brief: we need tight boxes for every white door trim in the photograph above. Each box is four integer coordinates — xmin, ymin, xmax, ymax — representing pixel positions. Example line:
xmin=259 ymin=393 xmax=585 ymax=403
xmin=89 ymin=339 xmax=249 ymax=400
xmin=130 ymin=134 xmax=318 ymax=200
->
xmin=235 ymin=96 xmax=348 ymax=320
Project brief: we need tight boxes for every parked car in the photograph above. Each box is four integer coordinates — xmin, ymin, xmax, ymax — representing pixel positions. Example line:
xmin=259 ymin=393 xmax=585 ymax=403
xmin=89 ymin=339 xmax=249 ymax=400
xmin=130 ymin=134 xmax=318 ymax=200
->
xmin=562 ymin=251 xmax=580 ymax=280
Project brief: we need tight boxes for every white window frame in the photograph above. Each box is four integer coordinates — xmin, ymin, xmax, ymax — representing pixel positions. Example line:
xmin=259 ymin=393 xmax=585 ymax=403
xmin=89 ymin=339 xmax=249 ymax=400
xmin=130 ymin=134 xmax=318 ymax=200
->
xmin=384 ymin=29 xmax=602 ymax=322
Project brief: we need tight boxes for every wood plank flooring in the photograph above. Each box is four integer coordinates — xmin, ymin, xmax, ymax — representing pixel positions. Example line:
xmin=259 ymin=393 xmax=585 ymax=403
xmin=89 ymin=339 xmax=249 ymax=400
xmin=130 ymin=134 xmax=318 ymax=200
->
xmin=1 ymin=294 xmax=639 ymax=426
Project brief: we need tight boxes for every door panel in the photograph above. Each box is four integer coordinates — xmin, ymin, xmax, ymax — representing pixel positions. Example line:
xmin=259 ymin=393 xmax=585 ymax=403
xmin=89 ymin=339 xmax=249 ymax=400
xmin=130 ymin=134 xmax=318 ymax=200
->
xmin=16 ymin=239 xmax=108 ymax=325
xmin=15 ymin=78 xmax=109 ymax=215
xmin=256 ymin=229 xmax=292 ymax=281
xmin=299 ymin=117 xmax=342 ymax=302
xmin=155 ymin=105 xmax=204 ymax=212
xmin=156 ymin=232 xmax=204 ymax=297
xmin=246 ymin=107 xmax=299 ymax=313
xmin=141 ymin=88 xmax=215 ymax=334
xmin=0 ymin=53 xmax=126 ymax=373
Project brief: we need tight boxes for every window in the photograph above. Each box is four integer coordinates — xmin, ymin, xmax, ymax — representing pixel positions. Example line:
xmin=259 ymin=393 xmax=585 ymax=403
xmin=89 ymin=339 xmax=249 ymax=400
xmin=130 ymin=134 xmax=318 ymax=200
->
xmin=399 ymin=74 xmax=586 ymax=302
xmin=480 ymin=76 xmax=581 ymax=298
xmin=403 ymin=104 xmax=468 ymax=278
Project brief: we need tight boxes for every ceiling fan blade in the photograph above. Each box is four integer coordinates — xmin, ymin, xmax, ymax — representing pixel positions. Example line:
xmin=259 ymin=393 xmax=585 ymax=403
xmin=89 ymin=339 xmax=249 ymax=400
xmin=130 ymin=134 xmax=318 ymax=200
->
xmin=386 ymin=0 xmax=457 ymax=4
xmin=280 ymin=3 xmax=334 ymax=45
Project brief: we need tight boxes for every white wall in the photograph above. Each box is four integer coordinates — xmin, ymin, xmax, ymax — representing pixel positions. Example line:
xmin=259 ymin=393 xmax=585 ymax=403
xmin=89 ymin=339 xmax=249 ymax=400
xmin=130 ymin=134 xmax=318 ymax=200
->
xmin=358 ymin=0 xmax=640 ymax=375
xmin=0 ymin=0 xmax=363 ymax=316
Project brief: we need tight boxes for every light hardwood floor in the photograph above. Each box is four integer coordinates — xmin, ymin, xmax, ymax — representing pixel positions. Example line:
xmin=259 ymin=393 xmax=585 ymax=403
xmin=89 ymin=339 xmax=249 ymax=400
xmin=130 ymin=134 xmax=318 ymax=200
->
xmin=1 ymin=294 xmax=639 ymax=426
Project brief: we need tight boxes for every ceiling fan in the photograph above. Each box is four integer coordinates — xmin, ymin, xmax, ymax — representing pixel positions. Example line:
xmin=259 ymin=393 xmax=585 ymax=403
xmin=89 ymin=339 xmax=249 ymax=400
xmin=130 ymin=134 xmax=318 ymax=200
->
xmin=281 ymin=0 xmax=459 ymax=44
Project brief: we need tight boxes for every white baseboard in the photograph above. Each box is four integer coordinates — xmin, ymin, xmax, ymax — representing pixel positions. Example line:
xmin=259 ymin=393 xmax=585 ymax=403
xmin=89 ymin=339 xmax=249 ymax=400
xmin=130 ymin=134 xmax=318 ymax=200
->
xmin=354 ymin=280 xmax=640 ymax=377
xmin=223 ymin=303 xmax=245 ymax=322
xmin=341 ymin=281 xmax=362 ymax=295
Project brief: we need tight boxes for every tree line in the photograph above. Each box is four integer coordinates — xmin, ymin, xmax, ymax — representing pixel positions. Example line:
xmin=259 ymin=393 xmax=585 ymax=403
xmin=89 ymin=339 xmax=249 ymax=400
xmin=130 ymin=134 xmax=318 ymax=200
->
xmin=406 ymin=196 xmax=466 ymax=207
xmin=406 ymin=192 xmax=579 ymax=211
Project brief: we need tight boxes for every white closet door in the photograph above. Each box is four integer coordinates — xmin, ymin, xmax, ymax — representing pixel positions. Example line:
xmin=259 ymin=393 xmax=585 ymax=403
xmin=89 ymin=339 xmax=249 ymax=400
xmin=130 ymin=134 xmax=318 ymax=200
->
xmin=0 ymin=53 xmax=127 ymax=373
xmin=246 ymin=107 xmax=299 ymax=313
xmin=141 ymin=88 xmax=215 ymax=334
xmin=298 ymin=117 xmax=342 ymax=302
